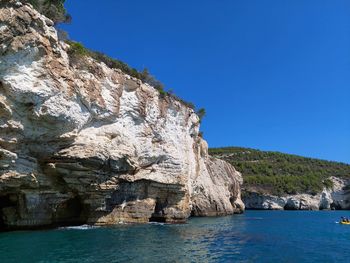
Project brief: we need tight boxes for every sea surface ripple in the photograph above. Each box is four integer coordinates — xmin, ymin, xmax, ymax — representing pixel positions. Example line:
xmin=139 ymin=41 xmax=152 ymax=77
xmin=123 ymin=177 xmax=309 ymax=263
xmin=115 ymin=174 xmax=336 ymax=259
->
xmin=0 ymin=211 xmax=349 ymax=262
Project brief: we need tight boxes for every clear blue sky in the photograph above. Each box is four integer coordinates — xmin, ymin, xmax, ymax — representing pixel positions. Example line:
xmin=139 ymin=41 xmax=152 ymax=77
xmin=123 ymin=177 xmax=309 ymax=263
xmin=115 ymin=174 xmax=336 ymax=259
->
xmin=61 ymin=0 xmax=350 ymax=164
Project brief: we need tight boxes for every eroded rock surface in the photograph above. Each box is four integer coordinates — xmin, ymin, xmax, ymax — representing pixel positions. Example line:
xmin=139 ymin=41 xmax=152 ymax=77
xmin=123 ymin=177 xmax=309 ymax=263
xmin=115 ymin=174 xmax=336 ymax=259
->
xmin=243 ymin=177 xmax=350 ymax=210
xmin=0 ymin=1 xmax=244 ymax=230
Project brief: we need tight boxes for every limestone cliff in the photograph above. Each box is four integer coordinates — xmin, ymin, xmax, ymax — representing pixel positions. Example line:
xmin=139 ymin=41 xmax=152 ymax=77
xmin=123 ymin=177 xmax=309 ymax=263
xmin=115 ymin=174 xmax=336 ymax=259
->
xmin=0 ymin=1 xmax=244 ymax=230
xmin=243 ymin=177 xmax=350 ymax=210
xmin=210 ymin=147 xmax=350 ymax=210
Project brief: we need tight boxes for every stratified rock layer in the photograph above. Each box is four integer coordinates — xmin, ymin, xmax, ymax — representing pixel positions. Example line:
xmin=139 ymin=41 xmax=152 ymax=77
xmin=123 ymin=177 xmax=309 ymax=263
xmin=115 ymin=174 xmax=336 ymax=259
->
xmin=0 ymin=1 xmax=244 ymax=230
xmin=243 ymin=177 xmax=350 ymax=210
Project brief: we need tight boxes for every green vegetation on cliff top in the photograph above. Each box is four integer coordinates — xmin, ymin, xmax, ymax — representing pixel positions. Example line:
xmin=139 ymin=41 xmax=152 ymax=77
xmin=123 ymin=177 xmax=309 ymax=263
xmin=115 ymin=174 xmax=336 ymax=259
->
xmin=209 ymin=147 xmax=350 ymax=196
xmin=66 ymin=41 xmax=206 ymax=115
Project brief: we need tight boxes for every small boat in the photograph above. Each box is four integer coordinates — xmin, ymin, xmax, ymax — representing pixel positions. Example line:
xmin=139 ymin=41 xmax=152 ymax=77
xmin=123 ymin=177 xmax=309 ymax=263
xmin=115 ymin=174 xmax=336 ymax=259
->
xmin=340 ymin=221 xmax=350 ymax=225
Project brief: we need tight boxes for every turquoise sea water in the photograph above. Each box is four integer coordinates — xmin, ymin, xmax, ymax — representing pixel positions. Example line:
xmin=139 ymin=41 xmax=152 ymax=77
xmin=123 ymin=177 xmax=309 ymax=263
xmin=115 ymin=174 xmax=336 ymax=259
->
xmin=0 ymin=211 xmax=349 ymax=262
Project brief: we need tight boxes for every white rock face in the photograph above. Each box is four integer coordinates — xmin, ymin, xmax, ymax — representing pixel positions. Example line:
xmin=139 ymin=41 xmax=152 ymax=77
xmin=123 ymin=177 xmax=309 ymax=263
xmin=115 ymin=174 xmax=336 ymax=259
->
xmin=243 ymin=177 xmax=350 ymax=210
xmin=329 ymin=177 xmax=350 ymax=209
xmin=0 ymin=1 xmax=244 ymax=229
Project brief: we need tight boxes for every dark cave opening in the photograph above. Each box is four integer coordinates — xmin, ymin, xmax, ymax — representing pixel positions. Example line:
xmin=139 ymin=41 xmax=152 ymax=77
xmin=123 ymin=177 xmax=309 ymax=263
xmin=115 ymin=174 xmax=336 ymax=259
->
xmin=149 ymin=198 xmax=167 ymax=223
xmin=54 ymin=196 xmax=87 ymax=226
xmin=0 ymin=194 xmax=18 ymax=231
xmin=330 ymin=202 xmax=341 ymax=210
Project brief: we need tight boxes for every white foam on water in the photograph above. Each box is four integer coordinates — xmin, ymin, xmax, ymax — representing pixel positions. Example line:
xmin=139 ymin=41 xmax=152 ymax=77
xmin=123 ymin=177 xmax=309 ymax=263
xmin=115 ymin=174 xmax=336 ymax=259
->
xmin=148 ymin=222 xmax=168 ymax=226
xmin=59 ymin=224 xmax=100 ymax=230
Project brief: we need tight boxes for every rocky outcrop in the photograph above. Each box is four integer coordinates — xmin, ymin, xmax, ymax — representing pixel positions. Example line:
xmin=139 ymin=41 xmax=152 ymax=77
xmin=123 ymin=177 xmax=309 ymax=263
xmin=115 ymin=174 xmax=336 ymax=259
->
xmin=0 ymin=1 xmax=243 ymax=230
xmin=243 ymin=177 xmax=350 ymax=210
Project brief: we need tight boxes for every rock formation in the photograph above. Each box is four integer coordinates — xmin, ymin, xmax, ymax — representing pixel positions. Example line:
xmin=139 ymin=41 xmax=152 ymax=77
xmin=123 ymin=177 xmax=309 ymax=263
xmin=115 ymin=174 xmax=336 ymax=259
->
xmin=0 ymin=1 xmax=244 ymax=230
xmin=243 ymin=177 xmax=350 ymax=210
